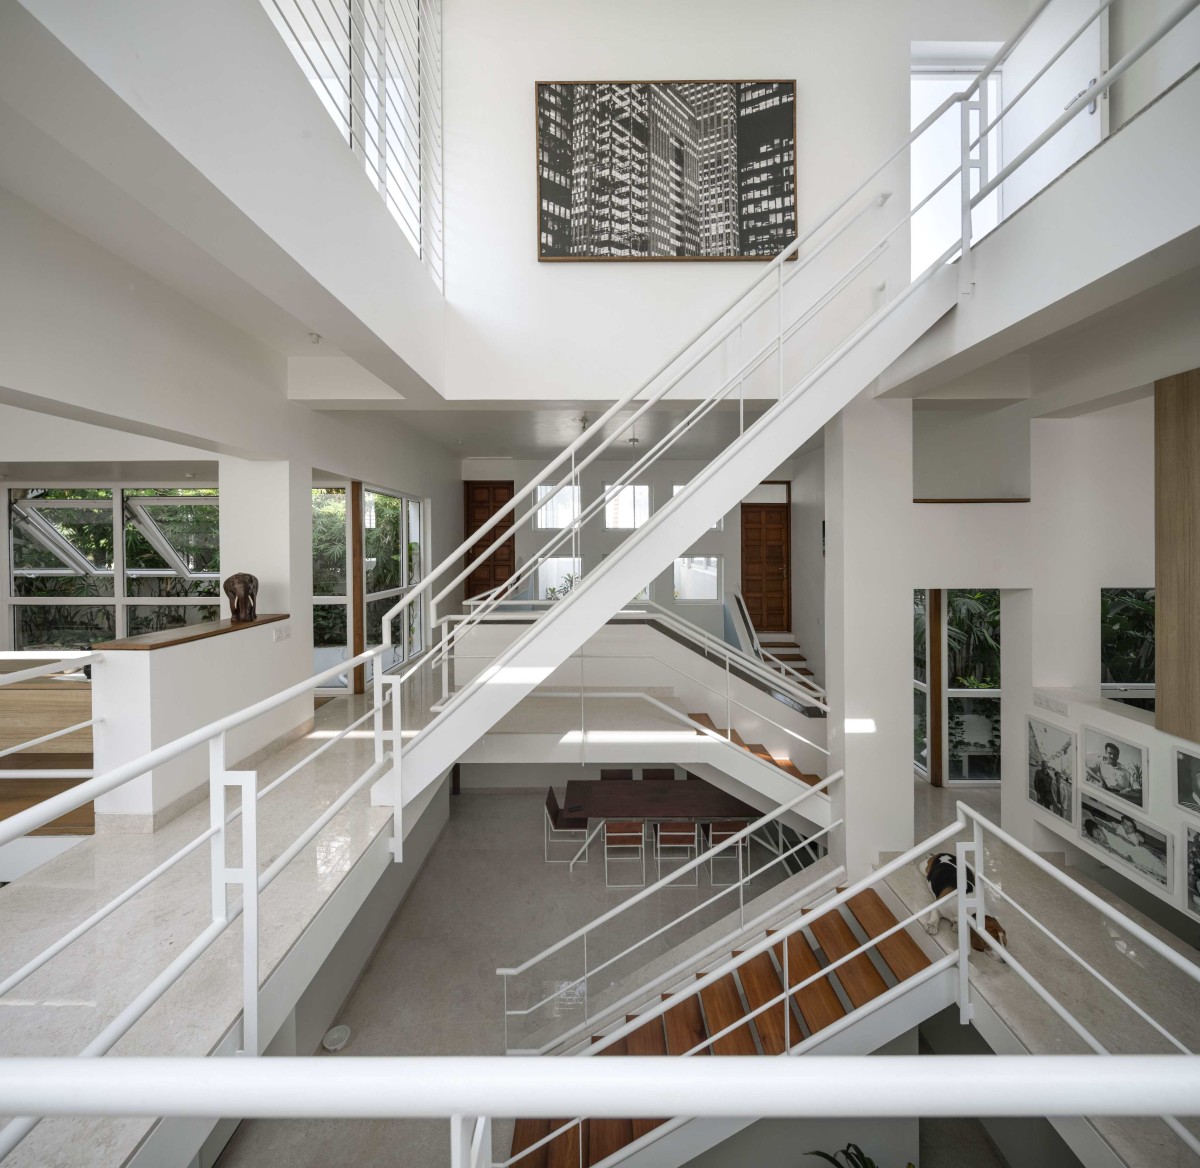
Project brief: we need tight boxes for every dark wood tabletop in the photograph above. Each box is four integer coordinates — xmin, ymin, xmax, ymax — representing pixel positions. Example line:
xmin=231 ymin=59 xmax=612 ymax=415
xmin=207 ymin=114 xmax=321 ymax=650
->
xmin=563 ymin=778 xmax=758 ymax=822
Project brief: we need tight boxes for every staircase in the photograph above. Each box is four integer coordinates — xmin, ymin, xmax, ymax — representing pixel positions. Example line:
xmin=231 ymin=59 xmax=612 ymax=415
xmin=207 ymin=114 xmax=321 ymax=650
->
xmin=759 ymin=637 xmax=815 ymax=679
xmin=508 ymin=888 xmax=939 ymax=1168
xmin=687 ymin=712 xmax=822 ymax=788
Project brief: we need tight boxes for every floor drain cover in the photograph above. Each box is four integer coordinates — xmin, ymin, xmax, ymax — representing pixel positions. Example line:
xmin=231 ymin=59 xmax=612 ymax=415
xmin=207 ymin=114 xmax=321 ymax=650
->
xmin=322 ymin=1025 xmax=351 ymax=1052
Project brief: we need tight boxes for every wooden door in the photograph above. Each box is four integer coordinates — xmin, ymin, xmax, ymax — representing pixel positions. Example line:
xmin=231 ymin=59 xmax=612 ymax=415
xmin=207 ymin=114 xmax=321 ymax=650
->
xmin=463 ymin=481 xmax=516 ymax=599
xmin=740 ymin=502 xmax=790 ymax=632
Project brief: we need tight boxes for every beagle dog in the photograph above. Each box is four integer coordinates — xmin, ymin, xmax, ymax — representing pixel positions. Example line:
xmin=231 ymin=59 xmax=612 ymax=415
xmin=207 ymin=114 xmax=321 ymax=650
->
xmin=916 ymin=852 xmax=1008 ymax=961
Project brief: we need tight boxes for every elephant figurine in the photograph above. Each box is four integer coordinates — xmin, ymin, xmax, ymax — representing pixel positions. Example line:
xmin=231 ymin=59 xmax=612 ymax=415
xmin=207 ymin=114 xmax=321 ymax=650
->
xmin=223 ymin=573 xmax=259 ymax=623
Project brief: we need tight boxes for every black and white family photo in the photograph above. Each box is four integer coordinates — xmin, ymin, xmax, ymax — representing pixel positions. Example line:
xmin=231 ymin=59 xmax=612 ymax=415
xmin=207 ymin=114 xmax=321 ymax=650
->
xmin=1177 ymin=748 xmax=1200 ymax=816
xmin=1027 ymin=717 xmax=1074 ymax=823
xmin=1082 ymin=726 xmax=1146 ymax=809
xmin=1187 ymin=827 xmax=1200 ymax=919
xmin=537 ymin=81 xmax=796 ymax=260
xmin=1079 ymin=793 xmax=1171 ymax=890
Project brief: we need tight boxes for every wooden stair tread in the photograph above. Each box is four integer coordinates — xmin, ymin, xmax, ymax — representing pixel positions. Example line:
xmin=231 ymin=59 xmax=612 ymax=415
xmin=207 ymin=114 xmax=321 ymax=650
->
xmin=809 ymin=911 xmax=889 ymax=1009
xmin=624 ymin=1016 xmax=667 ymax=1139
xmin=846 ymin=889 xmax=932 ymax=982
xmin=735 ymin=951 xmax=800 ymax=1055
xmin=716 ymin=727 xmax=747 ymax=749
xmin=511 ymin=1119 xmax=552 ymax=1168
xmin=688 ymin=712 xmax=718 ymax=733
xmin=546 ymin=1120 xmax=586 ymax=1168
xmin=770 ymin=931 xmax=847 ymax=1035
xmin=662 ymin=993 xmax=709 ymax=1056
xmin=771 ymin=759 xmax=821 ymax=787
xmin=587 ymin=1041 xmax=632 ymax=1168
xmin=696 ymin=973 xmax=757 ymax=1056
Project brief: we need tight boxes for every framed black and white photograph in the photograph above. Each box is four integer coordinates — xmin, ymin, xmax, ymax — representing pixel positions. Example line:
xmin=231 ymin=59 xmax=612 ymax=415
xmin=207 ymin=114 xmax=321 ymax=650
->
xmin=1079 ymin=792 xmax=1171 ymax=891
xmin=1027 ymin=716 xmax=1074 ymax=823
xmin=1082 ymin=726 xmax=1147 ymax=809
xmin=1176 ymin=748 xmax=1200 ymax=817
xmin=536 ymin=81 xmax=796 ymax=261
xmin=1186 ymin=827 xmax=1200 ymax=920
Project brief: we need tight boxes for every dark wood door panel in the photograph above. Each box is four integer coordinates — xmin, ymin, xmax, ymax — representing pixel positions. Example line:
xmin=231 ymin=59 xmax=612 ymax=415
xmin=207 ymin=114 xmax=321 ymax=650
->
xmin=464 ymin=481 xmax=516 ymax=599
xmin=741 ymin=502 xmax=791 ymax=632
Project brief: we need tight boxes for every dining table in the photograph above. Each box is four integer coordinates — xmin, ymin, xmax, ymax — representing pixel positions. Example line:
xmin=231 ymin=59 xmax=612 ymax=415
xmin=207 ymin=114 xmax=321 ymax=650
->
xmin=562 ymin=777 xmax=759 ymax=823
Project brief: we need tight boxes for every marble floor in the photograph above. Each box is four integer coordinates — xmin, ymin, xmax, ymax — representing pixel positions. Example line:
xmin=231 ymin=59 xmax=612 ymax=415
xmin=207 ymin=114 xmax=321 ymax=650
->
xmin=913 ymin=771 xmax=1001 ymax=842
xmin=218 ymin=787 xmax=799 ymax=1168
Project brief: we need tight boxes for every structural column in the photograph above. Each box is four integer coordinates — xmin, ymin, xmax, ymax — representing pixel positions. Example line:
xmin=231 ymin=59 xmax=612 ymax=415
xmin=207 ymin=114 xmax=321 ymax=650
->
xmin=218 ymin=457 xmax=314 ymax=702
xmin=1154 ymin=370 xmax=1200 ymax=742
xmin=825 ymin=391 xmax=915 ymax=880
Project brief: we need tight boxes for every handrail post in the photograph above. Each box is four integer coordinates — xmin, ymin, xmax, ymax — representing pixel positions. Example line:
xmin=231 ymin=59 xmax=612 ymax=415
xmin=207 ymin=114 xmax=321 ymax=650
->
xmin=582 ymin=932 xmax=589 ymax=1024
xmin=390 ymin=677 xmax=404 ymax=861
xmin=955 ymin=837 xmax=975 ymax=1025
xmin=958 ymin=96 xmax=975 ymax=297
xmin=783 ymin=928 xmax=790 ymax=1053
xmin=777 ymin=263 xmax=785 ymax=400
xmin=449 ymin=1113 xmax=471 ymax=1168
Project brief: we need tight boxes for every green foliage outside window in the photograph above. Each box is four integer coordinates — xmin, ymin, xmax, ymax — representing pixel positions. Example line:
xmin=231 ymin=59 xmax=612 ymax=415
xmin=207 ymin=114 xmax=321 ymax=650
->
xmin=946 ymin=589 xmax=1000 ymax=688
xmin=1100 ymin=587 xmax=1155 ymax=684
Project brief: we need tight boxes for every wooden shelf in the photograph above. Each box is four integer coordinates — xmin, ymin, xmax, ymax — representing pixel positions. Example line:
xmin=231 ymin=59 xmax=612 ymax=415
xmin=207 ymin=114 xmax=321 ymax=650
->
xmin=93 ymin=614 xmax=289 ymax=652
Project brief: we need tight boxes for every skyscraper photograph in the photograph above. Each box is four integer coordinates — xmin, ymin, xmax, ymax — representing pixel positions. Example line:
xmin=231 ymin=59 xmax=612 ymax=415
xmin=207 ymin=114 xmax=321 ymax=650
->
xmin=536 ymin=81 xmax=795 ymax=260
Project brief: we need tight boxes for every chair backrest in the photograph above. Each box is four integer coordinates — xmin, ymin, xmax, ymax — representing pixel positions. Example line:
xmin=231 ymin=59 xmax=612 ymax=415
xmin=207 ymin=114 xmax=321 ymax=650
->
xmin=545 ymin=787 xmax=562 ymax=825
xmin=601 ymin=768 xmax=633 ymax=781
xmin=710 ymin=820 xmax=750 ymax=843
xmin=641 ymin=768 xmax=675 ymax=781
xmin=604 ymin=820 xmax=644 ymax=847
xmin=658 ymin=821 xmax=697 ymax=845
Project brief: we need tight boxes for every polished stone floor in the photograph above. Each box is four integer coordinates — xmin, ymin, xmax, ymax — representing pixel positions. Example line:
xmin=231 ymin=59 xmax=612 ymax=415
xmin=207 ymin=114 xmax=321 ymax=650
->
xmin=218 ymin=787 xmax=801 ymax=1168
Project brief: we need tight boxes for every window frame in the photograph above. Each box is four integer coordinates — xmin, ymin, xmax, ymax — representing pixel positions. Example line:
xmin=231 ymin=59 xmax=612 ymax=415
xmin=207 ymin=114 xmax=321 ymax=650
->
xmin=672 ymin=554 xmax=723 ymax=604
xmin=603 ymin=483 xmax=651 ymax=531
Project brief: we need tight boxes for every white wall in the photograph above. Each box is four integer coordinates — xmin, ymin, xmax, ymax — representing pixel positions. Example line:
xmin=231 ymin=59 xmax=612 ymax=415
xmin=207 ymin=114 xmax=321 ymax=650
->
xmin=441 ymin=0 xmax=1026 ymax=402
xmin=912 ymin=403 xmax=1031 ymax=499
xmin=789 ymin=448 xmax=825 ymax=683
xmin=461 ymin=457 xmax=792 ymax=637
xmin=826 ymin=391 xmax=1156 ymax=879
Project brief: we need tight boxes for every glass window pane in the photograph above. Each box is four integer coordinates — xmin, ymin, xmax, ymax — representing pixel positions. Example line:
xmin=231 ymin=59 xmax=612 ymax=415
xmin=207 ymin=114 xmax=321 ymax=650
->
xmin=946 ymin=589 xmax=1000 ymax=686
xmin=406 ymin=593 xmax=424 ymax=657
xmin=537 ymin=557 xmax=581 ymax=600
xmin=673 ymin=485 xmax=721 ymax=529
xmin=948 ymin=696 xmax=1001 ymax=780
xmin=406 ymin=498 xmax=423 ymax=583
xmin=14 ymin=604 xmax=116 ymax=650
xmin=365 ymin=594 xmax=403 ymax=678
xmin=674 ymin=556 xmax=721 ymax=601
xmin=1100 ymin=587 xmax=1155 ymax=684
xmin=364 ymin=490 xmax=403 ymax=594
xmin=11 ymin=493 xmax=115 ymax=598
xmin=312 ymin=488 xmax=348 ymax=597
xmin=127 ymin=604 xmax=219 ymax=637
xmin=914 ymin=686 xmax=928 ymax=770
xmin=124 ymin=497 xmax=220 ymax=598
xmin=914 ymin=589 xmax=927 ymax=684
xmin=535 ymin=484 xmax=581 ymax=530
xmin=604 ymin=484 xmax=649 ymax=530
xmin=314 ymin=603 xmax=350 ymax=687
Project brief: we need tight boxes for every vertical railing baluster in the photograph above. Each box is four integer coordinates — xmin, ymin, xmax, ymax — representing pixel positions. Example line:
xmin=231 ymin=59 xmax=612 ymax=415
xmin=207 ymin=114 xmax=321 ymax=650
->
xmin=959 ymin=97 xmax=975 ymax=296
xmin=239 ymin=767 xmax=260 ymax=1056
xmin=777 ymin=263 xmax=785 ymax=400
xmin=956 ymin=838 xmax=975 ymax=1025
xmin=391 ymin=678 xmax=404 ymax=861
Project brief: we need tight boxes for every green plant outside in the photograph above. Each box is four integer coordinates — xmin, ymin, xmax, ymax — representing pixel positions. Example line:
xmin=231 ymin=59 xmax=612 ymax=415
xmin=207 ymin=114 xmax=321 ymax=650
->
xmin=1100 ymin=587 xmax=1155 ymax=684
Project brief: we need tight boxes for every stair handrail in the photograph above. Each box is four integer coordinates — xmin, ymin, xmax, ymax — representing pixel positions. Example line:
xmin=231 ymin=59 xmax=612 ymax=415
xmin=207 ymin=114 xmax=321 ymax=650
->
xmin=498 ymin=771 xmax=843 ymax=979
xmin=440 ymin=598 xmax=826 ymax=709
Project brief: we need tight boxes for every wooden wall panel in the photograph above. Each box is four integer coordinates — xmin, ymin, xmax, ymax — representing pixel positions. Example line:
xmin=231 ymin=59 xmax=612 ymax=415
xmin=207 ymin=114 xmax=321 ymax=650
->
xmin=1155 ymin=370 xmax=1200 ymax=742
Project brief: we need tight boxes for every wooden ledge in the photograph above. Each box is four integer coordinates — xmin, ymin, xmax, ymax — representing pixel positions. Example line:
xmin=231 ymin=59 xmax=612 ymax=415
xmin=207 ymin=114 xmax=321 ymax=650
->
xmin=93 ymin=614 xmax=289 ymax=651
xmin=912 ymin=497 xmax=1031 ymax=504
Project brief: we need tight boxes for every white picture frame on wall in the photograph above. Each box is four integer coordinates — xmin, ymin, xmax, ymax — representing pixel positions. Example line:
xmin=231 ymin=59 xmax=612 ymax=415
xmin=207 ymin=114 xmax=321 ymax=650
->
xmin=1027 ymin=716 xmax=1075 ymax=824
xmin=1081 ymin=725 xmax=1147 ymax=811
xmin=1079 ymin=792 xmax=1171 ymax=892
xmin=1176 ymin=748 xmax=1200 ymax=818
xmin=1185 ymin=826 xmax=1200 ymax=922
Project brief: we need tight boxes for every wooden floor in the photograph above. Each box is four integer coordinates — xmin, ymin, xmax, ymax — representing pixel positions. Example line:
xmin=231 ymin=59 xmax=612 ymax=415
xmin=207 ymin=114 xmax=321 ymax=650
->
xmin=509 ymin=888 xmax=932 ymax=1168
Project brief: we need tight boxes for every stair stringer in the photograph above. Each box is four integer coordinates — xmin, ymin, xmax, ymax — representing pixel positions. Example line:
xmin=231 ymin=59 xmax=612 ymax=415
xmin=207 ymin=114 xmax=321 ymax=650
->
xmin=593 ymin=966 xmax=957 ymax=1168
xmin=394 ymin=267 xmax=959 ymax=809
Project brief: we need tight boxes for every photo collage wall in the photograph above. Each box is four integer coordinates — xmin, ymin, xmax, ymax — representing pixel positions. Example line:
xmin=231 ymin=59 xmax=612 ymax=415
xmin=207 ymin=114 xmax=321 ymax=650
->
xmin=1028 ymin=713 xmax=1200 ymax=918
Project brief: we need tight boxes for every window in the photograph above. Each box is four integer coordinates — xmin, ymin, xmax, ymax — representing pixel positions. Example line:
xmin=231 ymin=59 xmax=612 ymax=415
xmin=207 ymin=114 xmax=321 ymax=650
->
xmin=674 ymin=556 xmax=721 ymax=602
xmin=945 ymin=589 xmax=1001 ymax=782
xmin=673 ymin=485 xmax=722 ymax=530
xmin=363 ymin=487 xmax=425 ymax=678
xmin=313 ymin=487 xmax=350 ymax=686
xmin=1100 ymin=587 xmax=1155 ymax=710
xmin=537 ymin=557 xmax=581 ymax=601
xmin=604 ymin=484 xmax=650 ymax=530
xmin=535 ymin=484 xmax=581 ymax=530
xmin=914 ymin=589 xmax=929 ymax=773
xmin=8 ymin=486 xmax=219 ymax=650
xmin=910 ymin=70 xmax=1002 ymax=280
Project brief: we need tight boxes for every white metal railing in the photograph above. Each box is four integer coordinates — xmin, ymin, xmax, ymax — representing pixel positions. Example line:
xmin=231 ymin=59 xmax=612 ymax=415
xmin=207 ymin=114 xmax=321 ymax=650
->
xmin=263 ymin=0 xmax=443 ymax=285
xmin=498 ymin=771 xmax=843 ymax=1053
xmin=357 ymin=0 xmax=1200 ymax=804
xmin=448 ymin=598 xmax=827 ymax=708
xmin=0 ymin=649 xmax=399 ymax=1161
xmin=0 ymin=652 xmax=101 ymax=780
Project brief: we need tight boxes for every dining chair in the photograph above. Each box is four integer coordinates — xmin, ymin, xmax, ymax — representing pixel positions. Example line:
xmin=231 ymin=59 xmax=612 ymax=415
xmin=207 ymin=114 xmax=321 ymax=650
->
xmin=544 ymin=787 xmax=588 ymax=864
xmin=604 ymin=820 xmax=646 ymax=887
xmin=654 ymin=820 xmax=700 ymax=884
xmin=708 ymin=820 xmax=751 ymax=886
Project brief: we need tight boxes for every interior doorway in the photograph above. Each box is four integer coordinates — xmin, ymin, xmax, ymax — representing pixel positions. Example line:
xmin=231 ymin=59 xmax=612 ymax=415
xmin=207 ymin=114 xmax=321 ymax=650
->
xmin=740 ymin=483 xmax=791 ymax=632
xmin=463 ymin=481 xmax=516 ymax=599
